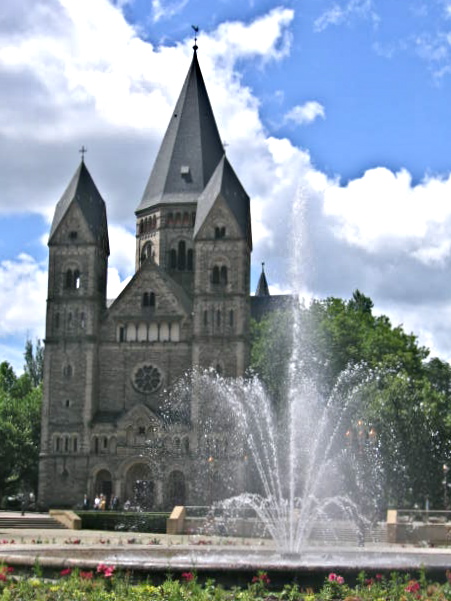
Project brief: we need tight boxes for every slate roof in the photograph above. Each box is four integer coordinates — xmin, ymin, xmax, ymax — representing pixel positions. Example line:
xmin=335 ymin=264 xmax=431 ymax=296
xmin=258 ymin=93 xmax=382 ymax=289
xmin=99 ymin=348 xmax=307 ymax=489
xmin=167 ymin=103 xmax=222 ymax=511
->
xmin=49 ymin=160 xmax=110 ymax=254
xmin=136 ymin=50 xmax=225 ymax=213
xmin=194 ymin=155 xmax=252 ymax=249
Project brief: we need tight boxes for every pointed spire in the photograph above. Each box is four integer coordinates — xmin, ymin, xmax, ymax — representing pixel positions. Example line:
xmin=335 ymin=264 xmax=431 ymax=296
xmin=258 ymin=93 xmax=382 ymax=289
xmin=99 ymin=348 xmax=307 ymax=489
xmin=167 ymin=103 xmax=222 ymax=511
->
xmin=136 ymin=50 xmax=225 ymax=213
xmin=49 ymin=161 xmax=109 ymax=254
xmin=194 ymin=155 xmax=252 ymax=249
xmin=255 ymin=262 xmax=270 ymax=296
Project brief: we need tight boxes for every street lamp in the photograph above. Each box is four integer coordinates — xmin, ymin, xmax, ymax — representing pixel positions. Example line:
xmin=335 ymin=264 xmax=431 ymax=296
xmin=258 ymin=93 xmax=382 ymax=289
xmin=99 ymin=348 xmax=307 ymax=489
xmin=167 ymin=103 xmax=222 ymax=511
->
xmin=443 ymin=464 xmax=449 ymax=509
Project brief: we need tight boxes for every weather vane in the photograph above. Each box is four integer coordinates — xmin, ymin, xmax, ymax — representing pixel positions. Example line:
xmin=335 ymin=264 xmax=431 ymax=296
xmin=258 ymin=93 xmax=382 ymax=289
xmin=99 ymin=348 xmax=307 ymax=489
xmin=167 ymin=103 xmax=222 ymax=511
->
xmin=79 ymin=145 xmax=87 ymax=162
xmin=192 ymin=25 xmax=199 ymax=51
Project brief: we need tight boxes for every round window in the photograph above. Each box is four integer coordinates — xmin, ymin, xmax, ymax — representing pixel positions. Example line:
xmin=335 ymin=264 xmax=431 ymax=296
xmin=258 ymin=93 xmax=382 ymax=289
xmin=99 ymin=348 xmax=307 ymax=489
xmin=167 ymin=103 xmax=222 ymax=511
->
xmin=132 ymin=364 xmax=162 ymax=394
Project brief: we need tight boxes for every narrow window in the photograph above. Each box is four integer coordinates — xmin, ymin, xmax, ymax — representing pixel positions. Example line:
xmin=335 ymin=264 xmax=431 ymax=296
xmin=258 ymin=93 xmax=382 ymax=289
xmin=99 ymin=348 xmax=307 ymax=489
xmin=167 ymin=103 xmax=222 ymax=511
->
xmin=220 ymin=266 xmax=228 ymax=285
xmin=229 ymin=310 xmax=234 ymax=327
xmin=65 ymin=437 xmax=69 ymax=452
xmin=73 ymin=437 xmax=78 ymax=452
xmin=149 ymin=292 xmax=156 ymax=307
xmin=80 ymin=312 xmax=86 ymax=328
xmin=212 ymin=266 xmax=220 ymax=284
xmin=216 ymin=364 xmax=222 ymax=375
xmin=187 ymin=249 xmax=193 ymax=271
xmin=69 ymin=231 xmax=77 ymax=240
xmin=103 ymin=436 xmax=108 ymax=449
xmin=143 ymin=292 xmax=149 ymax=307
xmin=74 ymin=270 xmax=80 ymax=289
xmin=65 ymin=269 xmax=73 ymax=289
xmin=178 ymin=240 xmax=186 ymax=270
xmin=119 ymin=326 xmax=126 ymax=342
xmin=55 ymin=437 xmax=61 ymax=452
xmin=216 ymin=310 xmax=221 ymax=327
xmin=170 ymin=249 xmax=177 ymax=269
xmin=94 ymin=438 xmax=99 ymax=454
xmin=204 ymin=310 xmax=208 ymax=326
xmin=65 ymin=399 xmax=70 ymax=407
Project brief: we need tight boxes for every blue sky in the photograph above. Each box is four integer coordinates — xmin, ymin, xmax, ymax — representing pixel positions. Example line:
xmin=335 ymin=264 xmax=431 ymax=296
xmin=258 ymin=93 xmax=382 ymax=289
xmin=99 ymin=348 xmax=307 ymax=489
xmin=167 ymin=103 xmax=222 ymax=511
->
xmin=2 ymin=0 xmax=451 ymax=371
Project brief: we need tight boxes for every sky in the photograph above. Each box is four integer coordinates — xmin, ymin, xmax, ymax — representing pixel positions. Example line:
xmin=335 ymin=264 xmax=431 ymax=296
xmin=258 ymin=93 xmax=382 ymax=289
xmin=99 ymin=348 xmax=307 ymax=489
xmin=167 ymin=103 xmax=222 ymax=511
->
xmin=2 ymin=0 xmax=451 ymax=372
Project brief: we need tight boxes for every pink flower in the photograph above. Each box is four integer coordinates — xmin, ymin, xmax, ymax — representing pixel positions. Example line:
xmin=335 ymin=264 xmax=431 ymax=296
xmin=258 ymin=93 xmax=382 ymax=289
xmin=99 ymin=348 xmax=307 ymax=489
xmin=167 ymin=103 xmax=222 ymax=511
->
xmin=328 ymin=573 xmax=337 ymax=582
xmin=97 ymin=563 xmax=115 ymax=578
xmin=336 ymin=576 xmax=345 ymax=585
xmin=181 ymin=571 xmax=194 ymax=582
xmin=375 ymin=573 xmax=383 ymax=581
xmin=60 ymin=568 xmax=72 ymax=577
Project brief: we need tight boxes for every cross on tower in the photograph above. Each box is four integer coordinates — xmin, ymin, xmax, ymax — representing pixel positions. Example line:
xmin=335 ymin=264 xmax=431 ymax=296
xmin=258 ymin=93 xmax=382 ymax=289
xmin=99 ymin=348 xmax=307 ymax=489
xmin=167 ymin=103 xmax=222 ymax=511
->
xmin=79 ymin=145 xmax=87 ymax=162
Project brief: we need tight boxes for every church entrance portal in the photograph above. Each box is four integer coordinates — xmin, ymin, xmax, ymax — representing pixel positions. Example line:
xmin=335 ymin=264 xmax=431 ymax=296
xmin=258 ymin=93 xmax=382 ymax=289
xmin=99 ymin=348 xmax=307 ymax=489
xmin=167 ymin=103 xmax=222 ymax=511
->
xmin=94 ymin=469 xmax=112 ymax=507
xmin=125 ymin=463 xmax=154 ymax=511
xmin=166 ymin=470 xmax=186 ymax=508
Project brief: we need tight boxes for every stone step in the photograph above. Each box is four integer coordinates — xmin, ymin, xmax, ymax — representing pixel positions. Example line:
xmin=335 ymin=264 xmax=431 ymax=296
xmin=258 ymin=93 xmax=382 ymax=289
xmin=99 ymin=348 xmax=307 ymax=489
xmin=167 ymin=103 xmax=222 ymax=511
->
xmin=0 ymin=514 xmax=68 ymax=530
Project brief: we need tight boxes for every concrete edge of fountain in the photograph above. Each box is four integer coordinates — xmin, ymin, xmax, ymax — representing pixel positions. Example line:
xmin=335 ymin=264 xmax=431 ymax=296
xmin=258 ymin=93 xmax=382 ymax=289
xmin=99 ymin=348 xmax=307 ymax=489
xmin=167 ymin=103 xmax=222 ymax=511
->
xmin=1 ymin=544 xmax=451 ymax=574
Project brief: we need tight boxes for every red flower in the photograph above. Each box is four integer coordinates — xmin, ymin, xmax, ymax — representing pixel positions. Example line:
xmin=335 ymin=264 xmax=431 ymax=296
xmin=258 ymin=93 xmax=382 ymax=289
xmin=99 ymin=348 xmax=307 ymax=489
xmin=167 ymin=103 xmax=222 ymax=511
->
xmin=80 ymin=571 xmax=93 ymax=579
xmin=405 ymin=580 xmax=420 ymax=593
xmin=60 ymin=568 xmax=72 ymax=577
xmin=181 ymin=571 xmax=194 ymax=582
xmin=0 ymin=574 xmax=6 ymax=582
xmin=6 ymin=567 xmax=14 ymax=573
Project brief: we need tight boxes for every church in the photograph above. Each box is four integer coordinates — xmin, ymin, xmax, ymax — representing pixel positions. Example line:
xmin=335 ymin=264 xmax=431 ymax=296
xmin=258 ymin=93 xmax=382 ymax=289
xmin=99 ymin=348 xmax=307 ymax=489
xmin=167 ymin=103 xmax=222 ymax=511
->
xmin=38 ymin=45 xmax=272 ymax=510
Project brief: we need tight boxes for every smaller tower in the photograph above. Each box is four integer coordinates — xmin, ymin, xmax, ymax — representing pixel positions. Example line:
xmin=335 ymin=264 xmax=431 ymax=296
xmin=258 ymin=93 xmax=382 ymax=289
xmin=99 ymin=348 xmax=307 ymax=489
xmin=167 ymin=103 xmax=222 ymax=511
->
xmin=38 ymin=159 xmax=109 ymax=508
xmin=255 ymin=262 xmax=270 ymax=297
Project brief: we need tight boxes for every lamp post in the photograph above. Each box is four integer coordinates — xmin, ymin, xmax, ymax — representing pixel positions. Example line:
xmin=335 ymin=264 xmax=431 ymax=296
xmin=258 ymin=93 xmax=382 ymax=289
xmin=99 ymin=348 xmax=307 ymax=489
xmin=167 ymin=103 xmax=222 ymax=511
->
xmin=443 ymin=464 xmax=449 ymax=510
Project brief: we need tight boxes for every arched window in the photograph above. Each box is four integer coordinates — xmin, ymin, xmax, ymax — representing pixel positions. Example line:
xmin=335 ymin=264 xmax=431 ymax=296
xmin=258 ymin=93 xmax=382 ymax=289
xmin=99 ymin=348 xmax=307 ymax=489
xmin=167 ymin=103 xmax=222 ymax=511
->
xmin=215 ymin=226 xmax=226 ymax=239
xmin=74 ymin=269 xmax=80 ymax=289
xmin=178 ymin=240 xmax=186 ymax=270
xmin=220 ymin=266 xmax=228 ymax=285
xmin=216 ymin=310 xmax=221 ymax=327
xmin=149 ymin=292 xmax=155 ymax=307
xmin=212 ymin=266 xmax=220 ymax=284
xmin=141 ymin=242 xmax=153 ymax=262
xmin=229 ymin=310 xmax=234 ymax=327
xmin=55 ymin=436 xmax=61 ymax=452
xmin=143 ymin=292 xmax=149 ymax=307
xmin=167 ymin=212 xmax=173 ymax=225
xmin=73 ymin=437 xmax=78 ymax=453
xmin=65 ymin=269 xmax=73 ymax=289
xmin=187 ymin=249 xmax=193 ymax=271
xmin=170 ymin=249 xmax=177 ymax=269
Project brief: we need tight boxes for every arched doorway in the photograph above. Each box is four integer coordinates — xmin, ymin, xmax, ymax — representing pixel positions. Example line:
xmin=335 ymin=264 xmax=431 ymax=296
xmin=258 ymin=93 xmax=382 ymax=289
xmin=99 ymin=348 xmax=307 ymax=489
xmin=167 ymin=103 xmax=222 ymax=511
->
xmin=94 ymin=469 xmax=112 ymax=507
xmin=166 ymin=470 xmax=186 ymax=508
xmin=125 ymin=463 xmax=154 ymax=511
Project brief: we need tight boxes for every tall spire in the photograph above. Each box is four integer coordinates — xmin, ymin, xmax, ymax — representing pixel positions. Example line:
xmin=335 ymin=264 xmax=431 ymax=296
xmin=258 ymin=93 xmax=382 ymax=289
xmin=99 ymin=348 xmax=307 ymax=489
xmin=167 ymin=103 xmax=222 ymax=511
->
xmin=255 ymin=262 xmax=270 ymax=296
xmin=136 ymin=49 xmax=225 ymax=213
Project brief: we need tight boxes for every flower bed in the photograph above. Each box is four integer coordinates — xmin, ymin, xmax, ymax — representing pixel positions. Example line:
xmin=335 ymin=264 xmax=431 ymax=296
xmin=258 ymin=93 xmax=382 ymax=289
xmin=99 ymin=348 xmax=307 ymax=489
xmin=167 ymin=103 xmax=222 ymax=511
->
xmin=2 ymin=565 xmax=451 ymax=600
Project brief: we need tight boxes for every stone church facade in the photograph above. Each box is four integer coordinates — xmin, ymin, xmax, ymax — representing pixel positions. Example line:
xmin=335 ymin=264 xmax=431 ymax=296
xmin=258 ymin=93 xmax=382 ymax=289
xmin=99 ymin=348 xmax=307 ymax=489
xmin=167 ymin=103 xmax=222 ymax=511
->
xmin=37 ymin=48 xmax=262 ymax=510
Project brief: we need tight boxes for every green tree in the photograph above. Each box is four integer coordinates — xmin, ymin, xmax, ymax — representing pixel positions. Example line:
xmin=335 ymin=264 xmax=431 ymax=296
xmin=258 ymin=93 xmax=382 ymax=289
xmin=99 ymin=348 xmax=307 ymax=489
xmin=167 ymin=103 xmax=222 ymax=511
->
xmin=24 ymin=338 xmax=44 ymax=387
xmin=250 ymin=291 xmax=451 ymax=512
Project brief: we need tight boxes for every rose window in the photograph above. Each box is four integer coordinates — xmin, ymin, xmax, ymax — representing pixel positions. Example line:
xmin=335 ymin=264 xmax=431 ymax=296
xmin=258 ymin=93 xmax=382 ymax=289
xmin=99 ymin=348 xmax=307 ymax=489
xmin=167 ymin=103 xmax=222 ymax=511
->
xmin=133 ymin=364 xmax=162 ymax=394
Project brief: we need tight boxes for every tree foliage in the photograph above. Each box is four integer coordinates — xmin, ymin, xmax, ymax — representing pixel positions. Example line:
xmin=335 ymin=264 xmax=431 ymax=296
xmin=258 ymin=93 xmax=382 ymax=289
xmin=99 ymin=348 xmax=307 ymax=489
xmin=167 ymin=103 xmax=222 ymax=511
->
xmin=0 ymin=340 xmax=43 ymax=503
xmin=250 ymin=290 xmax=451 ymax=512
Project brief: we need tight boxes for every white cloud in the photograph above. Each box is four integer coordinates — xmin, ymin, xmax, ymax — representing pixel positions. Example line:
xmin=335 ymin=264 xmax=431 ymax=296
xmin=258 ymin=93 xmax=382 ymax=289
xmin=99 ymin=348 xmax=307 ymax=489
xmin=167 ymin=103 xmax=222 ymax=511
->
xmin=151 ymin=0 xmax=189 ymax=22
xmin=322 ymin=168 xmax=451 ymax=257
xmin=314 ymin=0 xmax=379 ymax=32
xmin=0 ymin=254 xmax=46 ymax=338
xmin=284 ymin=101 xmax=325 ymax=125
